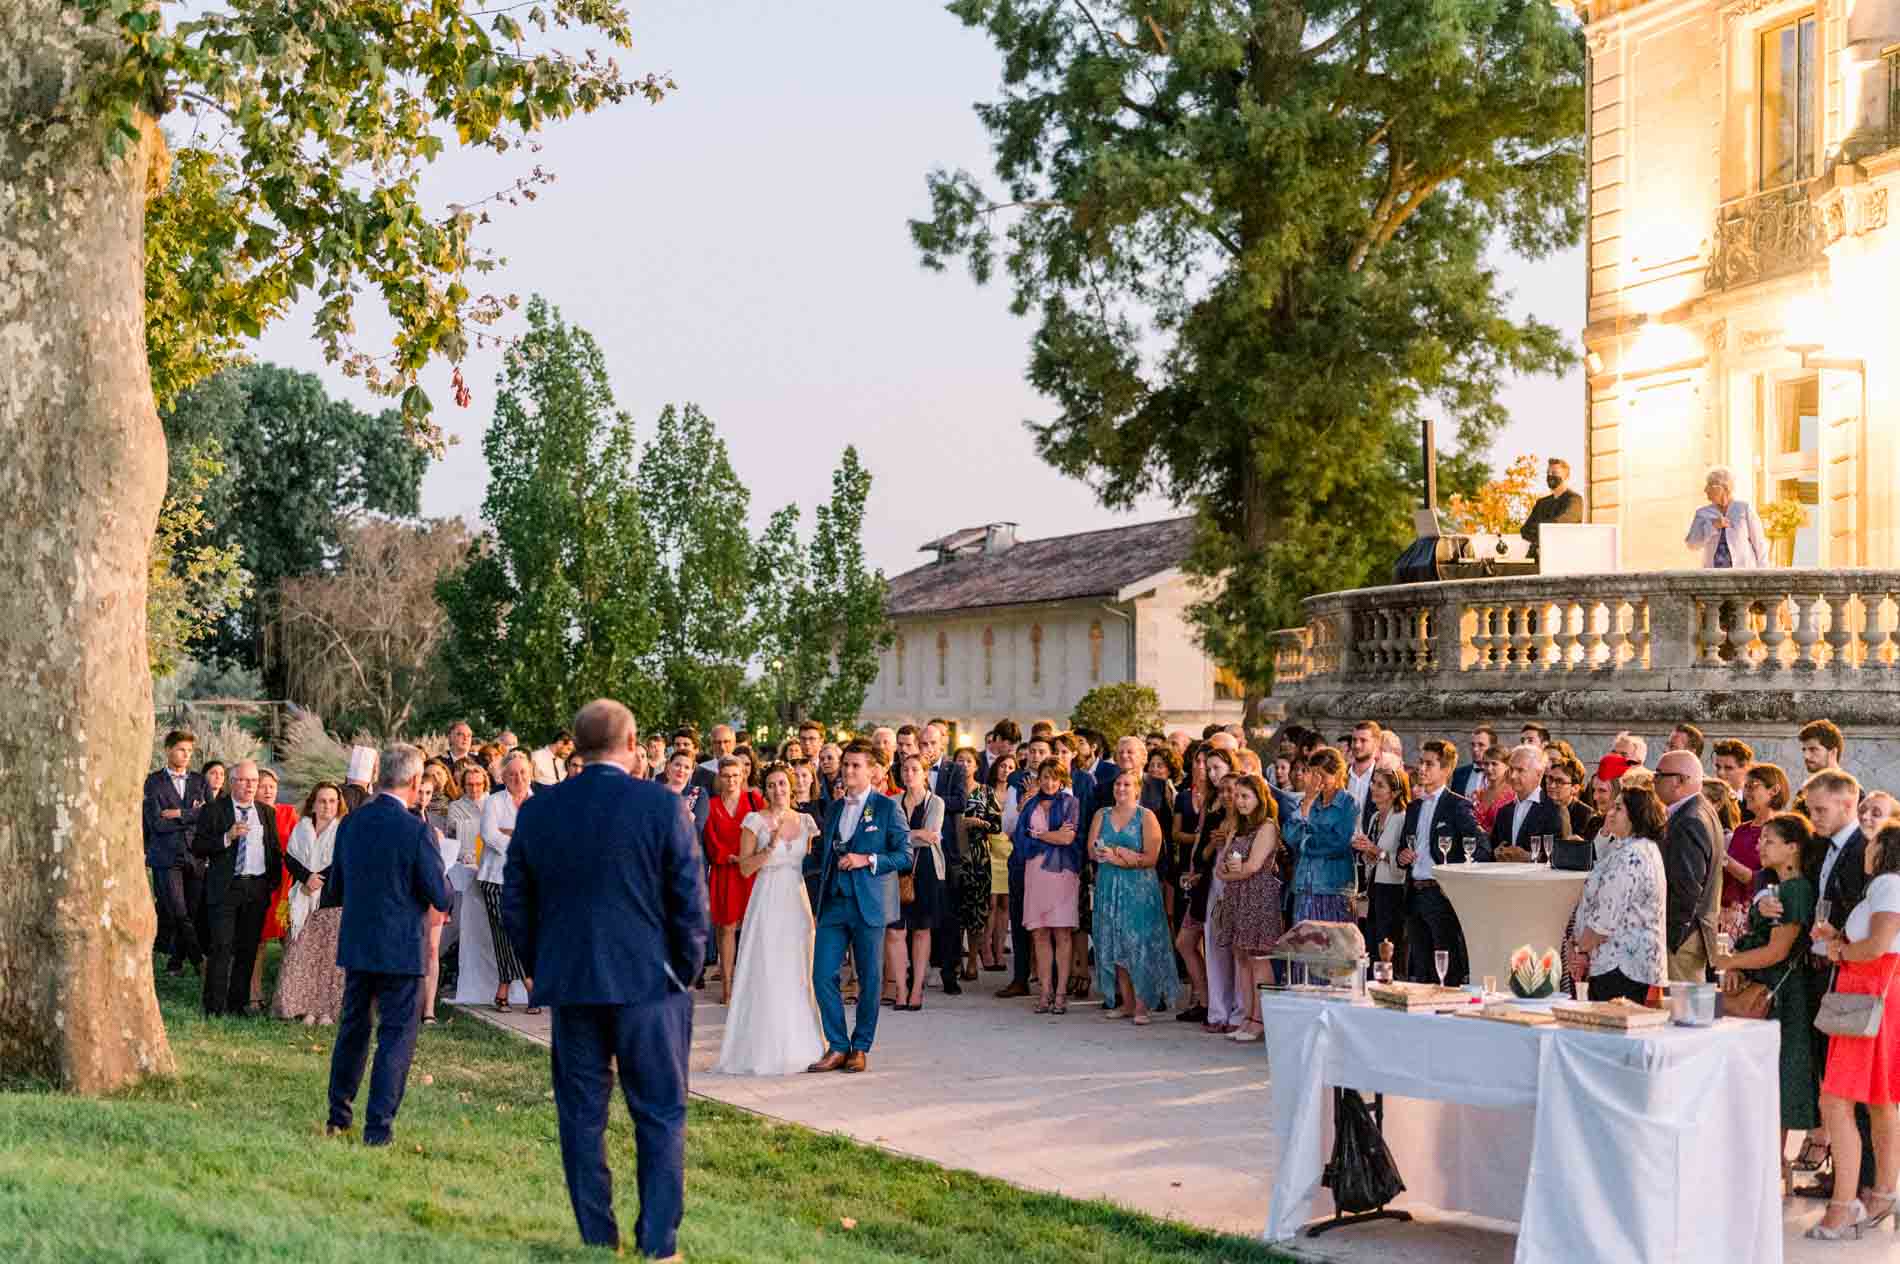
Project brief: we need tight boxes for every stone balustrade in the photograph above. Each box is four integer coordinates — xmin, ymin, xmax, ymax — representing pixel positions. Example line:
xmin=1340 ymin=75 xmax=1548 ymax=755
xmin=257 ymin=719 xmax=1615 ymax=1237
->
xmin=1268 ymin=569 xmax=1900 ymax=732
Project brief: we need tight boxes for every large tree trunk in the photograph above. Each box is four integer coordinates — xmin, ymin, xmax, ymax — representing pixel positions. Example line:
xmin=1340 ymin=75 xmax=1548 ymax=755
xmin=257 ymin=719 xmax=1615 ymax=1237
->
xmin=0 ymin=8 xmax=175 ymax=1090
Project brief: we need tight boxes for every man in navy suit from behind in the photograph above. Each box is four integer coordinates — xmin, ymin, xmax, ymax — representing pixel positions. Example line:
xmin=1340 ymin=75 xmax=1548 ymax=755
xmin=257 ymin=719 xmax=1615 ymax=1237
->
xmin=504 ymin=701 xmax=708 ymax=1260
xmin=324 ymin=744 xmax=451 ymax=1145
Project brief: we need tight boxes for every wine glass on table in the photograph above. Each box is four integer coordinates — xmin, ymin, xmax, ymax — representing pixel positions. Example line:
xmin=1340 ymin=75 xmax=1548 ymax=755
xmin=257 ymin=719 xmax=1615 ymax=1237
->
xmin=1434 ymin=949 xmax=1450 ymax=990
xmin=1436 ymin=834 xmax=1450 ymax=868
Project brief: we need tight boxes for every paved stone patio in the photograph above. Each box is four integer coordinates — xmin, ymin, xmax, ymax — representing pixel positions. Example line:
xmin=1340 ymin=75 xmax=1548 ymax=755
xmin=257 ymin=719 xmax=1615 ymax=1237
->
xmin=473 ymin=986 xmax=1890 ymax=1263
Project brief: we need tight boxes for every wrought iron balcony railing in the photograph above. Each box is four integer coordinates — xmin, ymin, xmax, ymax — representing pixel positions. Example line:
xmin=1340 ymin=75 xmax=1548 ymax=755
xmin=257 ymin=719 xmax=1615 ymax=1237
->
xmin=1705 ymin=183 xmax=1823 ymax=291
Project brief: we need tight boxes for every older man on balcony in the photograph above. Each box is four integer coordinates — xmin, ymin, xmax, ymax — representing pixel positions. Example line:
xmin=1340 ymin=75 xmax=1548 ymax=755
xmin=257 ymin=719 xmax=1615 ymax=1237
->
xmin=1685 ymin=466 xmax=1769 ymax=568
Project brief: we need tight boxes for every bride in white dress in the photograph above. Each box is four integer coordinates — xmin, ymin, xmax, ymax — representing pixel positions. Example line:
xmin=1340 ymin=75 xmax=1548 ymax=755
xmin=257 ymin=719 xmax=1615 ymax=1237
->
xmin=711 ymin=765 xmax=826 ymax=1075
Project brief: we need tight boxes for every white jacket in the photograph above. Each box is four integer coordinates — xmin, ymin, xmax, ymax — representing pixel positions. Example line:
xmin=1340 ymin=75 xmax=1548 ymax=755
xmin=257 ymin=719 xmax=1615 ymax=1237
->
xmin=1685 ymin=500 xmax=1769 ymax=569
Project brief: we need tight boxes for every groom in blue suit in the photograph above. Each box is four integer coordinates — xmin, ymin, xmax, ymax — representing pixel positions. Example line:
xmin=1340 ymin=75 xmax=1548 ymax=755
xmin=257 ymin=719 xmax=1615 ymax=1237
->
xmin=503 ymin=700 xmax=707 ymax=1260
xmin=803 ymin=739 xmax=911 ymax=1073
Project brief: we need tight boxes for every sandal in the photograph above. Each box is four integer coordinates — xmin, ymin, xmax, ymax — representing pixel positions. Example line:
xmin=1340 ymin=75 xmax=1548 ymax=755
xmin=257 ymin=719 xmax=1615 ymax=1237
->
xmin=1860 ymin=1189 xmax=1898 ymax=1230
xmin=1132 ymin=1014 xmax=1152 ymax=1026
xmin=1033 ymin=996 xmax=1053 ymax=1014
xmin=493 ymin=996 xmax=511 ymax=1013
xmin=422 ymin=1014 xmax=437 ymax=1026
xmin=1794 ymin=1138 xmax=1831 ymax=1172
xmin=524 ymin=1006 xmax=542 ymax=1016
xmin=1805 ymin=1200 xmax=1865 ymax=1241
xmin=1051 ymin=1002 xmax=1067 ymax=1015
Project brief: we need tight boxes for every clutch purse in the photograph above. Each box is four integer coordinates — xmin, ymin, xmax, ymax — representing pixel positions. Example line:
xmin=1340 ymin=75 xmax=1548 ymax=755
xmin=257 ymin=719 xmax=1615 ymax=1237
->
xmin=1551 ymin=839 xmax=1594 ymax=872
xmin=1815 ymin=967 xmax=1884 ymax=1038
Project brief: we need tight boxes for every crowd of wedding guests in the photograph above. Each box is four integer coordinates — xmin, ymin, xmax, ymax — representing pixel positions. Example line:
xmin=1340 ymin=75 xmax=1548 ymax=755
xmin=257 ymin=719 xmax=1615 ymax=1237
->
xmin=146 ymin=706 xmax=1898 ymax=1241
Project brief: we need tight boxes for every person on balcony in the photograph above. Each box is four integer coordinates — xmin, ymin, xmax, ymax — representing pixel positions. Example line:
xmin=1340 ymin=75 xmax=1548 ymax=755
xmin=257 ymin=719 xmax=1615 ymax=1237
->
xmin=1685 ymin=466 xmax=1769 ymax=568
xmin=1521 ymin=458 xmax=1583 ymax=561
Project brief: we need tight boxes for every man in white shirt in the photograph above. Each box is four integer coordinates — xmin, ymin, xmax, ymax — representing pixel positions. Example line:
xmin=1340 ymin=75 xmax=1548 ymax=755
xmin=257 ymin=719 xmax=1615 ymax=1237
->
xmin=698 ymin=725 xmax=737 ymax=774
xmin=530 ymin=730 xmax=575 ymax=786
xmin=1344 ymin=721 xmax=1381 ymax=815
xmin=1397 ymin=740 xmax=1481 ymax=985
xmin=1655 ymin=750 xmax=1723 ymax=981
xmin=446 ymin=720 xmax=475 ymax=765
xmin=1490 ymin=745 xmax=1553 ymax=863
xmin=189 ymin=759 xmax=284 ymax=1016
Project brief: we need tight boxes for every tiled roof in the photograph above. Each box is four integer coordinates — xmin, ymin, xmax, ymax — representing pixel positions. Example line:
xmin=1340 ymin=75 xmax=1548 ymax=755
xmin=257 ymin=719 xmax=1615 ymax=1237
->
xmin=885 ymin=516 xmax=1196 ymax=617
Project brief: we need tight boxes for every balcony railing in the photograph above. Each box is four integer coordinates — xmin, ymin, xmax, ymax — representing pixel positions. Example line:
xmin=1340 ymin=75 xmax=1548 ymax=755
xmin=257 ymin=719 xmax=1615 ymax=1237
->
xmin=1706 ymin=184 xmax=1825 ymax=291
xmin=1271 ymin=569 xmax=1900 ymax=696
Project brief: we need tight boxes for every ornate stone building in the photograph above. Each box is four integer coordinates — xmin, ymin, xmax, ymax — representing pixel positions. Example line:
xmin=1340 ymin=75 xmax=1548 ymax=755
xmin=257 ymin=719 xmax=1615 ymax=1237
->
xmin=1576 ymin=0 xmax=1900 ymax=568
xmin=861 ymin=518 xmax=1244 ymax=737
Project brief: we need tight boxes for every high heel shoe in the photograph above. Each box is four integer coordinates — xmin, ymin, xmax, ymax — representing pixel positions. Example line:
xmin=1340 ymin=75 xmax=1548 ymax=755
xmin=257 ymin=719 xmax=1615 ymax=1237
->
xmin=1793 ymin=1137 xmax=1831 ymax=1172
xmin=1805 ymin=1200 xmax=1865 ymax=1241
xmin=1858 ymin=1188 xmax=1898 ymax=1231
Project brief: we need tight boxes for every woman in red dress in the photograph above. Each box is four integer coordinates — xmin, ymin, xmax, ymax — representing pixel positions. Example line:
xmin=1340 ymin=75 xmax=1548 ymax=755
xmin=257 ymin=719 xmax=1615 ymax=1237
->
xmin=253 ymin=768 xmax=299 ymax=1013
xmin=703 ymin=756 xmax=764 ymax=1005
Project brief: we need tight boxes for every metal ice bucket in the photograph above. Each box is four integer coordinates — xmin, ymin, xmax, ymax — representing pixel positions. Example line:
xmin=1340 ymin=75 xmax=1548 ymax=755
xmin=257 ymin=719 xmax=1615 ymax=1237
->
xmin=1666 ymin=982 xmax=1717 ymax=1026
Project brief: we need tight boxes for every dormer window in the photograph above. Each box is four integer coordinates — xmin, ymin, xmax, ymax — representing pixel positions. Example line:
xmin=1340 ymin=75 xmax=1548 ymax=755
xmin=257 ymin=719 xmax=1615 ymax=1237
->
xmin=1761 ymin=15 xmax=1817 ymax=188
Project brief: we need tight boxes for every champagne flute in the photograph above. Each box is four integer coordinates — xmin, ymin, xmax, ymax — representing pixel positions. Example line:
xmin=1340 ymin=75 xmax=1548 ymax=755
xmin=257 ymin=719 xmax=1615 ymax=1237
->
xmin=1434 ymin=949 xmax=1450 ymax=989
xmin=1816 ymin=898 xmax=1833 ymax=931
xmin=1435 ymin=834 xmax=1450 ymax=867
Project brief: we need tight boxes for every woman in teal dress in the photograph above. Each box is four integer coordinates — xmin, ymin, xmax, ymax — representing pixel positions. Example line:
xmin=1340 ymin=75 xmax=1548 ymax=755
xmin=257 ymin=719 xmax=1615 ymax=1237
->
xmin=1713 ymin=810 xmax=1822 ymax=1184
xmin=1089 ymin=768 xmax=1181 ymax=1023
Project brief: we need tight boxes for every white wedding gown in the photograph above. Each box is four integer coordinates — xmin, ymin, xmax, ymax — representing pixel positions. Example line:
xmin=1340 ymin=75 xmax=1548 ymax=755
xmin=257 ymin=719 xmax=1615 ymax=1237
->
xmin=711 ymin=812 xmax=826 ymax=1076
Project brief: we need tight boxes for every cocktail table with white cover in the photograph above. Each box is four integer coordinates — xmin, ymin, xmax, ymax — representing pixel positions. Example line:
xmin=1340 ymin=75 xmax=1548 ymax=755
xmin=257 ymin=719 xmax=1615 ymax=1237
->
xmin=1259 ymin=994 xmax=1782 ymax=1264
xmin=1432 ymin=861 xmax=1588 ymax=985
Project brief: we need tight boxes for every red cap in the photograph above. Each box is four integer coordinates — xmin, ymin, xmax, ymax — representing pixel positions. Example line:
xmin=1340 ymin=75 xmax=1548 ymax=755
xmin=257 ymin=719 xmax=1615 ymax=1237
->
xmin=1594 ymin=753 xmax=1632 ymax=784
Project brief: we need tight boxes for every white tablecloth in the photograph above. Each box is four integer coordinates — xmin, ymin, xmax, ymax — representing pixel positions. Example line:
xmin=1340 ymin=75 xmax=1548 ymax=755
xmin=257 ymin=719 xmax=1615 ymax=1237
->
xmin=1260 ymin=994 xmax=1783 ymax=1263
xmin=449 ymin=863 xmax=529 ymax=1007
xmin=1433 ymin=862 xmax=1588 ymax=984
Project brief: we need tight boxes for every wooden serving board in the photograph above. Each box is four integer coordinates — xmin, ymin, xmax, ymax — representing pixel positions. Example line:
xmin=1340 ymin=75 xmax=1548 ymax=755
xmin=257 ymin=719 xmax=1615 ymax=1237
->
xmin=1454 ymin=1003 xmax=1556 ymax=1027
xmin=1367 ymin=983 xmax=1472 ymax=1013
xmin=1548 ymin=1000 xmax=1669 ymax=1030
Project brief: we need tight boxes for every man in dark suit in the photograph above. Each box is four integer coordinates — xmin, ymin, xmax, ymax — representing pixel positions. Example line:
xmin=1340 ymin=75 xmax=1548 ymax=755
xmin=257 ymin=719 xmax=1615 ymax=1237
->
xmin=1488 ymin=744 xmax=1565 ymax=862
xmin=804 ymin=739 xmax=912 ymax=1072
xmin=144 ymin=728 xmax=208 ymax=975
xmin=1652 ymin=750 xmax=1724 ymax=983
xmin=1449 ymin=725 xmax=1497 ymax=798
xmin=920 ymin=722 xmax=969 ymax=993
xmin=504 ymin=703 xmax=708 ymax=1257
xmin=323 ymin=744 xmax=451 ymax=1145
xmin=190 ymin=759 xmax=283 ymax=1015
xmin=1398 ymin=740 xmax=1482 ymax=986
xmin=1520 ymin=457 xmax=1583 ymax=561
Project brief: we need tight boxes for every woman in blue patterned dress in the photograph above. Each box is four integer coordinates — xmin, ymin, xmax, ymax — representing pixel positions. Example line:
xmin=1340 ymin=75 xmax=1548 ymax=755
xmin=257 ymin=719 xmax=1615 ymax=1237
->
xmin=1089 ymin=768 xmax=1181 ymax=1023
xmin=1284 ymin=747 xmax=1359 ymax=925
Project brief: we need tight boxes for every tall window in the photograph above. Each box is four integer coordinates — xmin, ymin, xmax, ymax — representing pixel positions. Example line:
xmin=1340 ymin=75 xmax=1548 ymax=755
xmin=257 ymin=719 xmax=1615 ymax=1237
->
xmin=895 ymin=635 xmax=906 ymax=689
xmin=1088 ymin=620 xmax=1104 ymax=682
xmin=936 ymin=630 xmax=948 ymax=689
xmin=1030 ymin=624 xmax=1043 ymax=688
xmin=1760 ymin=16 xmax=1817 ymax=188
xmin=982 ymin=627 xmax=994 ymax=688
xmin=1757 ymin=375 xmax=1820 ymax=565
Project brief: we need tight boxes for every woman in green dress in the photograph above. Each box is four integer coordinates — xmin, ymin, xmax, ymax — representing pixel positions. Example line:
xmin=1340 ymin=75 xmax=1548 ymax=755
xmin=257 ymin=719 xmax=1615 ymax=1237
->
xmin=1713 ymin=810 xmax=1823 ymax=1192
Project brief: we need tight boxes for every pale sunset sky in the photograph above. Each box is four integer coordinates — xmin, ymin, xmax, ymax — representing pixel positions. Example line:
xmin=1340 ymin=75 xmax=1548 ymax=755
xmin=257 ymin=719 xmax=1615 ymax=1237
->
xmin=249 ymin=0 xmax=1585 ymax=579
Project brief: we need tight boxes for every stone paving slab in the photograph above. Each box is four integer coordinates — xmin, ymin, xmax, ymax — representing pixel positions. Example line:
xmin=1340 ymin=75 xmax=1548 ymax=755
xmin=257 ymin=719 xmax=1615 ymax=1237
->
xmin=471 ymin=987 xmax=1888 ymax=1263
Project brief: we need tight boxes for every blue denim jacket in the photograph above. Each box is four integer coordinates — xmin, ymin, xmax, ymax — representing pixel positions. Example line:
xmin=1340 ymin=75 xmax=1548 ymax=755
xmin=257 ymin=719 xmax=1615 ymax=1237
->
xmin=1288 ymin=791 xmax=1358 ymax=896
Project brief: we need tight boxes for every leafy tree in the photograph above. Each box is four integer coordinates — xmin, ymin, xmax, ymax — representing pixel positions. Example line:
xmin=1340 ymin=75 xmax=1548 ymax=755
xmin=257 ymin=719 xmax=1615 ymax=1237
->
xmin=147 ymin=442 xmax=251 ymax=678
xmin=437 ymin=298 xmax=663 ymax=739
xmin=1445 ymin=453 xmax=1542 ymax=535
xmin=745 ymin=447 xmax=893 ymax=733
xmin=1069 ymin=682 xmax=1164 ymax=745
xmin=637 ymin=404 xmax=755 ymax=729
xmin=911 ymin=0 xmax=1583 ymax=694
xmin=3 ymin=0 xmax=660 ymax=1092
xmin=276 ymin=518 xmax=469 ymax=738
xmin=161 ymin=364 xmax=428 ymax=679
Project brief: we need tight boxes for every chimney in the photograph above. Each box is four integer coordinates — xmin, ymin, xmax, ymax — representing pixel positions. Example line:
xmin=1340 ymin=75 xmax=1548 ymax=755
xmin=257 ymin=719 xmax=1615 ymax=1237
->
xmin=984 ymin=522 xmax=1018 ymax=555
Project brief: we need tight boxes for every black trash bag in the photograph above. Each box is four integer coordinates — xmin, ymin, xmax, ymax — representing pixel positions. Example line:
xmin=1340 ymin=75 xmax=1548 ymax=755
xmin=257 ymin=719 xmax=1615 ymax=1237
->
xmin=1321 ymin=1089 xmax=1406 ymax=1213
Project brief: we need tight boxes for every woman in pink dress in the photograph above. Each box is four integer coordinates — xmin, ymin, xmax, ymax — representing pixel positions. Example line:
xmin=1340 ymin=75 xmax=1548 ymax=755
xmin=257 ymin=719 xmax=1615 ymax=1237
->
xmin=1011 ymin=759 xmax=1082 ymax=1014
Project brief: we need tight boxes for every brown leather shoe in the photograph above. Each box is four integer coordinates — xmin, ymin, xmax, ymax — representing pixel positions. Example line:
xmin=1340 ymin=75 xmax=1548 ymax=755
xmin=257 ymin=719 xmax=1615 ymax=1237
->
xmin=806 ymin=1051 xmax=848 ymax=1073
xmin=994 ymin=981 xmax=1030 ymax=998
xmin=842 ymin=1051 xmax=868 ymax=1073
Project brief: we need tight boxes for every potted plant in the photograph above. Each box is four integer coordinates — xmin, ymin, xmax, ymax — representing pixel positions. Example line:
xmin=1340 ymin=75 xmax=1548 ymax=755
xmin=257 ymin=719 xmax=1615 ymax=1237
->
xmin=1760 ymin=498 xmax=1807 ymax=567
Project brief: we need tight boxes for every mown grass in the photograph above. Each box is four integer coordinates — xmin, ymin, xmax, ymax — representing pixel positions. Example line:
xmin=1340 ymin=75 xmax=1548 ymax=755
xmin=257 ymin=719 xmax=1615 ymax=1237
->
xmin=0 ymin=954 xmax=1286 ymax=1262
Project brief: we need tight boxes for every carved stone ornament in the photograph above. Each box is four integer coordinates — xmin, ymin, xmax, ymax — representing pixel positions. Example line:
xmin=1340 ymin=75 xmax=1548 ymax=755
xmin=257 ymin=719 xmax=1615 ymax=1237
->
xmin=1863 ymin=188 xmax=1889 ymax=234
xmin=1707 ymin=319 xmax=1727 ymax=351
xmin=1740 ymin=327 xmax=1785 ymax=350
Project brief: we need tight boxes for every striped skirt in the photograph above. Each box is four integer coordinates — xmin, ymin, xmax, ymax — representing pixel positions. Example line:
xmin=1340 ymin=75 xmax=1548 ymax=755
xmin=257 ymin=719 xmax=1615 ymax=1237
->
xmin=478 ymin=880 xmax=525 ymax=984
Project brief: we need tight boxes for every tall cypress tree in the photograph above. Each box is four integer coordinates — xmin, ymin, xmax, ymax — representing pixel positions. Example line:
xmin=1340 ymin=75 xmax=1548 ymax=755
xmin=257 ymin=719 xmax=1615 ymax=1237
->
xmin=437 ymin=298 xmax=662 ymax=737
xmin=912 ymin=0 xmax=1583 ymax=691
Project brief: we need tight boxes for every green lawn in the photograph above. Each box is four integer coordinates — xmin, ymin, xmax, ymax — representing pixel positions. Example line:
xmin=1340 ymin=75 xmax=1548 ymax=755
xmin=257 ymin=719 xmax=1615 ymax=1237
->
xmin=0 ymin=956 xmax=1287 ymax=1263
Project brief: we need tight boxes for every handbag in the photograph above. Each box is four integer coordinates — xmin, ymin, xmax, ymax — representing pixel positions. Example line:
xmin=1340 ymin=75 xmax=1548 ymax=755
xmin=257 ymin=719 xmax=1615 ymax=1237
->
xmin=1551 ymin=838 xmax=1594 ymax=872
xmin=1726 ymin=960 xmax=1794 ymax=1021
xmin=1815 ymin=964 xmax=1884 ymax=1038
xmin=899 ymin=873 xmax=917 ymax=905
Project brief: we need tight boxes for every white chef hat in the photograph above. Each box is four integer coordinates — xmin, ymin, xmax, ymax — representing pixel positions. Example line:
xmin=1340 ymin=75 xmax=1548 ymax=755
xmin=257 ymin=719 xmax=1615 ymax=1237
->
xmin=346 ymin=745 xmax=377 ymax=783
